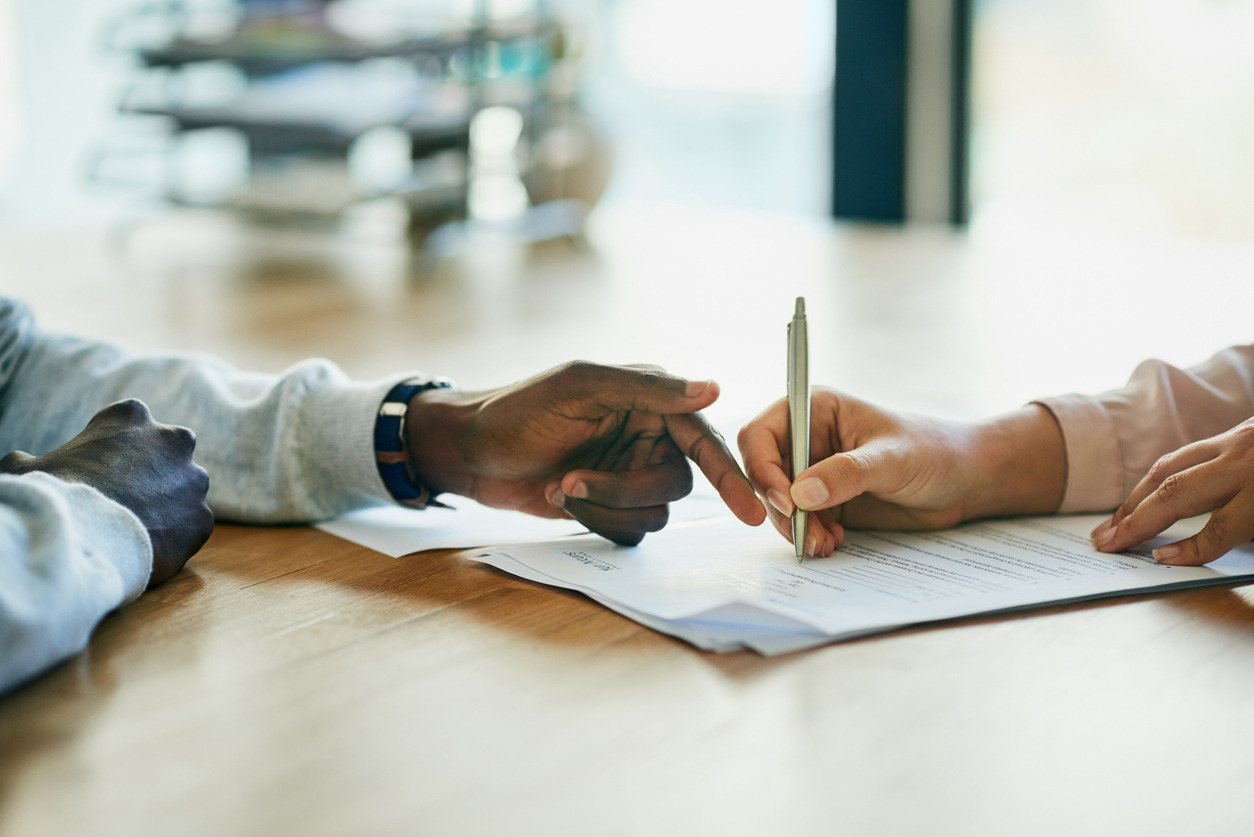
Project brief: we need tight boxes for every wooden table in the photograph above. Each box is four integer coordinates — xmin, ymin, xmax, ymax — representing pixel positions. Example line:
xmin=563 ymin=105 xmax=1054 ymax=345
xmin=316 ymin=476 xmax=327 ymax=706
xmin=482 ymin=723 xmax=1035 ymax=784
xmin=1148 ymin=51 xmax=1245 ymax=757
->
xmin=3 ymin=206 xmax=1254 ymax=836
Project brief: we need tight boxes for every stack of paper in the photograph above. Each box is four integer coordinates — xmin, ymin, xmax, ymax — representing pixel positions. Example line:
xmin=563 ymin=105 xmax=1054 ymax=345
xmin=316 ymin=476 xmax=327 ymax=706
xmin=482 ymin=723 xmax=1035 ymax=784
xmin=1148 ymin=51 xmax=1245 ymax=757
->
xmin=473 ymin=514 xmax=1254 ymax=655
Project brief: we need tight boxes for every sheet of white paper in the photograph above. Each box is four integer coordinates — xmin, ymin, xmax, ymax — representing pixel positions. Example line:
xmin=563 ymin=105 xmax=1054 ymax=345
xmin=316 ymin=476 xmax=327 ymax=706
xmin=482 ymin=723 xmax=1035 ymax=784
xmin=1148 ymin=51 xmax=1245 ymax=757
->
xmin=316 ymin=502 xmax=584 ymax=557
xmin=483 ymin=552 xmax=752 ymax=652
xmin=472 ymin=514 xmax=1254 ymax=655
xmin=482 ymin=549 xmax=829 ymax=653
xmin=316 ymin=489 xmax=731 ymax=557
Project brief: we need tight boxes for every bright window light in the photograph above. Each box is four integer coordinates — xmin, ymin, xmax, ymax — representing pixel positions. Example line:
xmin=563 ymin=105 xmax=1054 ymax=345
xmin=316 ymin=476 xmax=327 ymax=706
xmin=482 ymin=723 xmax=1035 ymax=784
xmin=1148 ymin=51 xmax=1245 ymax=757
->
xmin=614 ymin=0 xmax=831 ymax=98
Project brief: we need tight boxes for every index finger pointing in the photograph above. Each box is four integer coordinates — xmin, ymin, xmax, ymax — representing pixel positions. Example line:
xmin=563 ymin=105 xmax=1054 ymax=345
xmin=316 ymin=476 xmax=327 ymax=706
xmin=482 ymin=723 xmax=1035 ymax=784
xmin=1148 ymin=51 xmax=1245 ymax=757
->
xmin=665 ymin=412 xmax=766 ymax=526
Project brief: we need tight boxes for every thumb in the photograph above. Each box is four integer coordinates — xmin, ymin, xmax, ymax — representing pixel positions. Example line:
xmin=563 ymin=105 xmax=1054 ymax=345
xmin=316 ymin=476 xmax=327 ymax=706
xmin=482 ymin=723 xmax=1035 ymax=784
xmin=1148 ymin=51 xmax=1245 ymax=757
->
xmin=790 ymin=448 xmax=881 ymax=512
xmin=1154 ymin=501 xmax=1254 ymax=566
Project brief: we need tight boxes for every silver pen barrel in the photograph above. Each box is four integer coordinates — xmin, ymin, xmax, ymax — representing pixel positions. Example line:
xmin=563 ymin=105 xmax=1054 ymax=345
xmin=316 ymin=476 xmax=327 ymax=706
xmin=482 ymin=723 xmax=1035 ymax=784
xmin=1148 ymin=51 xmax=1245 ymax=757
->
xmin=788 ymin=297 xmax=809 ymax=560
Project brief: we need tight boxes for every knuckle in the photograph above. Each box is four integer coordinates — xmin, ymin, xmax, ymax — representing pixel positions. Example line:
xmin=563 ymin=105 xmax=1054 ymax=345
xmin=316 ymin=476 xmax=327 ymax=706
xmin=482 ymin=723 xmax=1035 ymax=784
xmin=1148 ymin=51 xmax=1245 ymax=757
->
xmin=195 ymin=464 xmax=211 ymax=495
xmin=108 ymin=398 xmax=152 ymax=422
xmin=1231 ymin=424 xmax=1254 ymax=460
xmin=1155 ymin=472 xmax=1187 ymax=504
xmin=803 ymin=454 xmax=866 ymax=509
xmin=677 ymin=462 xmax=695 ymax=495
xmin=656 ymin=458 xmax=694 ymax=498
xmin=551 ymin=360 xmax=604 ymax=391
xmin=564 ymin=359 xmax=597 ymax=377
xmin=836 ymin=451 xmax=869 ymax=489
xmin=1232 ymin=422 xmax=1254 ymax=445
xmin=687 ymin=430 xmax=724 ymax=472
xmin=707 ymin=424 xmax=727 ymax=446
xmin=627 ymin=365 xmax=671 ymax=391
xmin=1146 ymin=456 xmax=1177 ymax=486
xmin=605 ymin=529 xmax=645 ymax=547
xmin=198 ymin=504 xmax=216 ymax=538
xmin=687 ymin=431 xmax=710 ymax=464
xmin=1201 ymin=512 xmax=1231 ymax=548
xmin=0 ymin=450 xmax=29 ymax=473
xmin=550 ymin=359 xmax=587 ymax=383
xmin=165 ymin=424 xmax=198 ymax=451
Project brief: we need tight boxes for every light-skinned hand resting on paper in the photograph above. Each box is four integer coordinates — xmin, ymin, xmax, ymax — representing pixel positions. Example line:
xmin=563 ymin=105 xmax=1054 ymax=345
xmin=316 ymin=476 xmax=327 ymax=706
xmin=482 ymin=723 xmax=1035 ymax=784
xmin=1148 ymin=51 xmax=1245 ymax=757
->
xmin=1091 ymin=417 xmax=1254 ymax=566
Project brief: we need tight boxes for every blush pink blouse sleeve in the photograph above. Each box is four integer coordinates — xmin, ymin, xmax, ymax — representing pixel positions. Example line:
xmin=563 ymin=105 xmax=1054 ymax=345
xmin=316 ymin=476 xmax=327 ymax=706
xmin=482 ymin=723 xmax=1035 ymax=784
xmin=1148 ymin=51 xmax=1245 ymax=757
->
xmin=1034 ymin=345 xmax=1254 ymax=514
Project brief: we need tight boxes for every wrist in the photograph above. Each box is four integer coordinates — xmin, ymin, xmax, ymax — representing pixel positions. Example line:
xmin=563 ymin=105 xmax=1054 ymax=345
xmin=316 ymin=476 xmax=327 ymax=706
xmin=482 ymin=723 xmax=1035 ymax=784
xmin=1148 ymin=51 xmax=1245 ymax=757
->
xmin=964 ymin=405 xmax=1066 ymax=520
xmin=374 ymin=376 xmax=456 ymax=508
xmin=404 ymin=386 xmax=481 ymax=499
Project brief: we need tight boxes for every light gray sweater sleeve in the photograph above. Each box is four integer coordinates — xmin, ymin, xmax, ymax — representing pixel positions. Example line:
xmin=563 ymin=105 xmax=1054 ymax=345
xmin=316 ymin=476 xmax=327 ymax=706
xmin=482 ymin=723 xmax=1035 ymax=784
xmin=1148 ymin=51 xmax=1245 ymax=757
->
xmin=0 ymin=297 xmax=402 ymax=522
xmin=0 ymin=473 xmax=152 ymax=692
xmin=0 ymin=296 xmax=407 ymax=692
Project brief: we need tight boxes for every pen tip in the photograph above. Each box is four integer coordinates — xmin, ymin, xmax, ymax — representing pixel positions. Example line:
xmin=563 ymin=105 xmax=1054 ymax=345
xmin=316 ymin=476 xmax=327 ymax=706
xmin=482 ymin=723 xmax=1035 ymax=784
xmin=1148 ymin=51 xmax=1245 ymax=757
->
xmin=795 ymin=297 xmax=805 ymax=315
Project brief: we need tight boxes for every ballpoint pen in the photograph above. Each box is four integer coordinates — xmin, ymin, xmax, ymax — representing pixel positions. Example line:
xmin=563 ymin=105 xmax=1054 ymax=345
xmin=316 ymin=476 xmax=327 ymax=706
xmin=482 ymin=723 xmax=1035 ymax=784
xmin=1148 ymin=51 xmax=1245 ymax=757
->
xmin=788 ymin=297 xmax=810 ymax=562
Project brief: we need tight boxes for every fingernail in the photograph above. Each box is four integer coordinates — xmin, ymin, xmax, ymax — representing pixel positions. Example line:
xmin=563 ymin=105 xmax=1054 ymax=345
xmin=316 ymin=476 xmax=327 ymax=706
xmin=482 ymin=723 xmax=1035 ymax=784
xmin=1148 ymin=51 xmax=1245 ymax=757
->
xmin=792 ymin=478 xmax=828 ymax=509
xmin=549 ymin=488 xmax=566 ymax=509
xmin=568 ymin=481 xmax=588 ymax=500
xmin=685 ymin=379 xmax=713 ymax=397
xmin=1092 ymin=521 xmax=1116 ymax=549
xmin=767 ymin=489 xmax=793 ymax=516
xmin=1153 ymin=545 xmax=1181 ymax=563
xmin=804 ymin=533 xmax=818 ymax=557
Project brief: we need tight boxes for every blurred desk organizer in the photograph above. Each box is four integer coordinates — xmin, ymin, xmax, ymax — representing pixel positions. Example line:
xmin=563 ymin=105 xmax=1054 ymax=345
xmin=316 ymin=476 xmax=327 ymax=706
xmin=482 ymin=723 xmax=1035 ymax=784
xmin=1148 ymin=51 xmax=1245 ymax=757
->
xmin=89 ymin=0 xmax=608 ymax=246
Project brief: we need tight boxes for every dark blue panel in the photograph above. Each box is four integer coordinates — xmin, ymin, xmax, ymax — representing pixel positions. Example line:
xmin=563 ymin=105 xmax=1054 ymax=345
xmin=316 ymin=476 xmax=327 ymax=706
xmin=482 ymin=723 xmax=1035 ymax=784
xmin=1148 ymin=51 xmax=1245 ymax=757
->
xmin=832 ymin=0 xmax=908 ymax=222
xmin=949 ymin=0 xmax=973 ymax=224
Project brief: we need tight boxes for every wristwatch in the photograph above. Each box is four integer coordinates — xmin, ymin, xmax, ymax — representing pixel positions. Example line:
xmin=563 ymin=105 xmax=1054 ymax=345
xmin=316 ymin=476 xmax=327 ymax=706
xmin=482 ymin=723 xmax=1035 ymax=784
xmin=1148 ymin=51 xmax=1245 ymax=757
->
xmin=374 ymin=375 xmax=455 ymax=509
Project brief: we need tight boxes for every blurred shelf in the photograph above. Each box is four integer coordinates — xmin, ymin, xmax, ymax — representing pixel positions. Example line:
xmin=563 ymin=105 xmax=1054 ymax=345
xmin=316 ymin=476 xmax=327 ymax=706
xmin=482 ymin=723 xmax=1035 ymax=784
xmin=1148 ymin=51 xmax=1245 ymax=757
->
xmin=130 ymin=19 xmax=553 ymax=74
xmin=92 ymin=1 xmax=589 ymax=248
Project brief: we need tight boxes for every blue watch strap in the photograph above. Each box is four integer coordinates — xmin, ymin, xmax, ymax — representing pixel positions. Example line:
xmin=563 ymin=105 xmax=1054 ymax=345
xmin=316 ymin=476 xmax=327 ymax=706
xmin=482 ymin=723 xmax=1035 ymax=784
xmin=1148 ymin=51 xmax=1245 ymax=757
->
xmin=374 ymin=376 xmax=454 ymax=509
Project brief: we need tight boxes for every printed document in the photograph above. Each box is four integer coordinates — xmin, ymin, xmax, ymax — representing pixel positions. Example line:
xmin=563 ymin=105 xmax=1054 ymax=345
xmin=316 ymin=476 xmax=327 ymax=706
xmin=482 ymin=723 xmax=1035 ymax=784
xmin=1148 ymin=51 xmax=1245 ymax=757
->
xmin=473 ymin=514 xmax=1254 ymax=655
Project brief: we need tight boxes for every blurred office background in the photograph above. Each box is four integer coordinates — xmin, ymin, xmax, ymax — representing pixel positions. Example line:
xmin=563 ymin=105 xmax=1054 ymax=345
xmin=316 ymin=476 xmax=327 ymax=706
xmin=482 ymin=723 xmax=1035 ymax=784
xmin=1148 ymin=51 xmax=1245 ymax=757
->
xmin=2 ymin=0 xmax=1253 ymax=240
xmin=4 ymin=0 xmax=1254 ymax=427
xmin=0 ymin=0 xmax=833 ymax=236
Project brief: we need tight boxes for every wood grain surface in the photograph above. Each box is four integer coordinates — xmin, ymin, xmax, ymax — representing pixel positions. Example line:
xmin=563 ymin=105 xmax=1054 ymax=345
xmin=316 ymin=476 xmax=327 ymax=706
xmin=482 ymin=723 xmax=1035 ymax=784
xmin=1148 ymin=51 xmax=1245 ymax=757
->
xmin=3 ymin=206 xmax=1254 ymax=836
